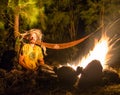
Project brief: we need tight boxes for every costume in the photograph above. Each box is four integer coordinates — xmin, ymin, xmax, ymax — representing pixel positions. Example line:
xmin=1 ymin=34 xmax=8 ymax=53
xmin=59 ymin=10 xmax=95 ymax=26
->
xmin=20 ymin=44 xmax=44 ymax=70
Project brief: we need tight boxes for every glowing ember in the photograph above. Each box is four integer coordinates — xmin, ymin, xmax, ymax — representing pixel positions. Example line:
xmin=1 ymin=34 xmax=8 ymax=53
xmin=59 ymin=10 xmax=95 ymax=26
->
xmin=67 ymin=32 xmax=119 ymax=70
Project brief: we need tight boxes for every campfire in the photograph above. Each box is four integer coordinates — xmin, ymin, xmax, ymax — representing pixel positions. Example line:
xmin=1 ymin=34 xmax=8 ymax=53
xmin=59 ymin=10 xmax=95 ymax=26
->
xmin=54 ymin=32 xmax=120 ymax=88
xmin=67 ymin=32 xmax=118 ymax=70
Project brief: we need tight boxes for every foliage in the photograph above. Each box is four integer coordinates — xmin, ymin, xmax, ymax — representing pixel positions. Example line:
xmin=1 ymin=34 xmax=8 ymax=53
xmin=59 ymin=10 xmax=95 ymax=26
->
xmin=8 ymin=0 xmax=46 ymax=31
xmin=0 ymin=0 xmax=8 ymax=30
xmin=80 ymin=0 xmax=120 ymax=33
xmin=1 ymin=0 xmax=120 ymax=41
xmin=80 ymin=0 xmax=99 ymax=24
xmin=44 ymin=0 xmax=82 ymax=42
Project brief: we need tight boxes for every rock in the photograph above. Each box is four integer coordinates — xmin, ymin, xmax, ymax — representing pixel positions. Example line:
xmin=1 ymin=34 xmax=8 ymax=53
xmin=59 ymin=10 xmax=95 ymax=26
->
xmin=102 ymin=68 xmax=120 ymax=84
xmin=78 ymin=60 xmax=103 ymax=88
xmin=54 ymin=66 xmax=82 ymax=87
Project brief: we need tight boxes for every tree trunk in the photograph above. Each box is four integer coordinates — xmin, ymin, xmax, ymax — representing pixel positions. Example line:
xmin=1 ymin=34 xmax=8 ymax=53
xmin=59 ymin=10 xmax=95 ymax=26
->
xmin=14 ymin=8 xmax=20 ymax=54
xmin=14 ymin=10 xmax=20 ymax=38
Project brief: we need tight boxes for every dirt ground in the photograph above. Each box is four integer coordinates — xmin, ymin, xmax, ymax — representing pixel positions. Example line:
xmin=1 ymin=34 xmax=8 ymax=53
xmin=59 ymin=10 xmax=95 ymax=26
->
xmin=0 ymin=68 xmax=120 ymax=95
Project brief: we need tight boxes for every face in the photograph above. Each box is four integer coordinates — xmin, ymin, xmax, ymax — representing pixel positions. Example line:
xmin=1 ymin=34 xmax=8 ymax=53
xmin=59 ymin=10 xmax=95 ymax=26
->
xmin=29 ymin=33 xmax=37 ymax=44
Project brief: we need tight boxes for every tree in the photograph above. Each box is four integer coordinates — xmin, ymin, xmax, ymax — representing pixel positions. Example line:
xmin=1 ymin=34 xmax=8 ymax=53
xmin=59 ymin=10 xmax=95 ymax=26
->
xmin=6 ymin=0 xmax=47 ymax=54
xmin=8 ymin=0 xmax=46 ymax=38
xmin=79 ymin=0 xmax=120 ymax=33
xmin=45 ymin=0 xmax=82 ymax=42
xmin=0 ymin=0 xmax=8 ymax=31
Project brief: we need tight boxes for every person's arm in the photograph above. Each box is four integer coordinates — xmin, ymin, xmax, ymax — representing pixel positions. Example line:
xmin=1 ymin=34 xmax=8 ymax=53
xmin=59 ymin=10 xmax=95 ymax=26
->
xmin=37 ymin=46 xmax=45 ymax=65
xmin=38 ymin=58 xmax=44 ymax=65
xmin=19 ymin=52 xmax=26 ymax=67
xmin=19 ymin=48 xmax=27 ymax=68
xmin=19 ymin=54 xmax=24 ymax=64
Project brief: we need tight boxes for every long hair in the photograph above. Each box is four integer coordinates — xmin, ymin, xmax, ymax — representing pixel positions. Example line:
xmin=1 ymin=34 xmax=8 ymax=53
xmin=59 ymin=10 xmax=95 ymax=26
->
xmin=29 ymin=29 xmax=43 ymax=42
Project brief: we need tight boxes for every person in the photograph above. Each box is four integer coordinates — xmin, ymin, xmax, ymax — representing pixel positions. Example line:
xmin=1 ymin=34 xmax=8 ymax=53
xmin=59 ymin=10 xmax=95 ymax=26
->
xmin=19 ymin=29 xmax=45 ymax=70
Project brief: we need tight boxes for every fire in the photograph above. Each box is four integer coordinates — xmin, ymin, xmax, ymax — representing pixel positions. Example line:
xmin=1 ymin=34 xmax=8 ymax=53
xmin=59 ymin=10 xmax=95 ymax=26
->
xmin=67 ymin=32 xmax=119 ymax=70
xmin=79 ymin=33 xmax=109 ymax=69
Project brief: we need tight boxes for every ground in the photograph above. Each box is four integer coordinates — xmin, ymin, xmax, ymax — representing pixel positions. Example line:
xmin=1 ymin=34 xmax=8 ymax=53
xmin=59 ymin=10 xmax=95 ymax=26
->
xmin=0 ymin=67 xmax=120 ymax=95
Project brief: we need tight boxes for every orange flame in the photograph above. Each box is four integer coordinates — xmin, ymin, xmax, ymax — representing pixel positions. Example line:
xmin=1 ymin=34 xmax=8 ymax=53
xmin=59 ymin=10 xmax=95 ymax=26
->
xmin=67 ymin=32 xmax=119 ymax=70
xmin=79 ymin=33 xmax=109 ymax=69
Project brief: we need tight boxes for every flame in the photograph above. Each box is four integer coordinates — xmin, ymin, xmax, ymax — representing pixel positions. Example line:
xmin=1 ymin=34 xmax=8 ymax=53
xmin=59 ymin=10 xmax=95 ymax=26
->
xmin=79 ymin=33 xmax=109 ymax=69
xmin=67 ymin=32 xmax=119 ymax=70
